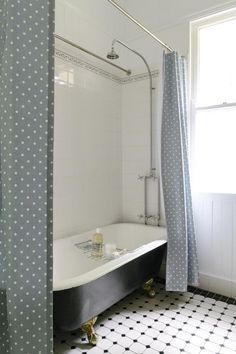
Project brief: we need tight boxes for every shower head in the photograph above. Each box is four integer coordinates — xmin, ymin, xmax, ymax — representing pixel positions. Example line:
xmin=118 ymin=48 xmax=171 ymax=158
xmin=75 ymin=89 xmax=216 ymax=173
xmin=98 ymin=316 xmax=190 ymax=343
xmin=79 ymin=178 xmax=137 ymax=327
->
xmin=107 ymin=47 xmax=119 ymax=60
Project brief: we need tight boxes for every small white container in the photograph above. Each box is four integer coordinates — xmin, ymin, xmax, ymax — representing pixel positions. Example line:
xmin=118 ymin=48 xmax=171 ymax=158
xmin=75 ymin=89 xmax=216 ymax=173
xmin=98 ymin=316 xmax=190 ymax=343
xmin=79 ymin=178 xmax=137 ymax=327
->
xmin=104 ymin=243 xmax=116 ymax=256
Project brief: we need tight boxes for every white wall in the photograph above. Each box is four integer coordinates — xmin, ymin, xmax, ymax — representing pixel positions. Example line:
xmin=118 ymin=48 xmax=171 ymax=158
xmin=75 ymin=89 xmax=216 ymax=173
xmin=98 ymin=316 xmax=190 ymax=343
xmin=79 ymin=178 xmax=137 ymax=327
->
xmin=54 ymin=59 xmax=122 ymax=238
xmin=122 ymin=80 xmax=150 ymax=223
xmin=121 ymin=77 xmax=160 ymax=225
xmin=54 ymin=0 xmax=125 ymax=240
xmin=54 ymin=56 xmax=122 ymax=239
xmin=193 ymin=194 xmax=236 ymax=298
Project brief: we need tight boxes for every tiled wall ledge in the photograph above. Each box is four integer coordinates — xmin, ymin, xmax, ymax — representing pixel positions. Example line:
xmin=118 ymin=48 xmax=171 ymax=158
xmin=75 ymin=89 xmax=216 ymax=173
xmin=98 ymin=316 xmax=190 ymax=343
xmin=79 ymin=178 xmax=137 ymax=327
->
xmin=157 ymin=277 xmax=236 ymax=303
xmin=159 ymin=266 xmax=236 ymax=299
xmin=199 ymin=272 xmax=236 ymax=299
xmin=55 ymin=49 xmax=158 ymax=84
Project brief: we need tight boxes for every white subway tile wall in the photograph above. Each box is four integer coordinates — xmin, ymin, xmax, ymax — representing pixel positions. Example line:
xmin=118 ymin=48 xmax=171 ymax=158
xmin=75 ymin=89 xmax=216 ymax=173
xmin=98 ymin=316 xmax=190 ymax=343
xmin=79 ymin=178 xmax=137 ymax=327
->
xmin=121 ymin=78 xmax=159 ymax=224
xmin=54 ymin=58 xmax=122 ymax=239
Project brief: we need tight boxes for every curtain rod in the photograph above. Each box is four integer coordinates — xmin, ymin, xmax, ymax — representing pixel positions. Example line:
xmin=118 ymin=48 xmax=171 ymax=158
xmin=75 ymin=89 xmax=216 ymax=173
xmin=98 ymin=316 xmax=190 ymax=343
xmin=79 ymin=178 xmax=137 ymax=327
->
xmin=54 ymin=34 xmax=132 ymax=76
xmin=107 ymin=0 xmax=174 ymax=53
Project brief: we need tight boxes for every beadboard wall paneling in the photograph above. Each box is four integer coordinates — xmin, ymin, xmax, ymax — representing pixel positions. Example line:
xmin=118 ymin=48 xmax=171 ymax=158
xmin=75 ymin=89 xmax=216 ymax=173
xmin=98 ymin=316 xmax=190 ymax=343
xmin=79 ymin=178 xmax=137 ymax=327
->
xmin=193 ymin=193 xmax=236 ymax=297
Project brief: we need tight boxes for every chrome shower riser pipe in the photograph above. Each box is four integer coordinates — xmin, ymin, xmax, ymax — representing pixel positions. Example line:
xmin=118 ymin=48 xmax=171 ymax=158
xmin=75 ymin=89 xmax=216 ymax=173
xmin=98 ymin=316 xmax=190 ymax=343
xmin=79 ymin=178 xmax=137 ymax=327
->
xmin=112 ymin=39 xmax=154 ymax=174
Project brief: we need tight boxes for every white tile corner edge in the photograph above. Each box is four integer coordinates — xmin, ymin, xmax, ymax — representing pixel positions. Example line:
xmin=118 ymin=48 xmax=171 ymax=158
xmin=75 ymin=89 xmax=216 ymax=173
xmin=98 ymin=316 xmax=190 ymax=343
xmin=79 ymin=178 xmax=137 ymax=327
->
xmin=157 ymin=269 xmax=236 ymax=298
xmin=231 ymin=280 xmax=236 ymax=299
xmin=199 ymin=272 xmax=236 ymax=298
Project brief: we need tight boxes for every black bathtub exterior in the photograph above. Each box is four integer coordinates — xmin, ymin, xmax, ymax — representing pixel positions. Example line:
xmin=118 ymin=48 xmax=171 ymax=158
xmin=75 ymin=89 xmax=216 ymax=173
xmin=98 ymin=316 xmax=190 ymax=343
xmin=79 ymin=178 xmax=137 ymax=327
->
xmin=54 ymin=242 xmax=166 ymax=331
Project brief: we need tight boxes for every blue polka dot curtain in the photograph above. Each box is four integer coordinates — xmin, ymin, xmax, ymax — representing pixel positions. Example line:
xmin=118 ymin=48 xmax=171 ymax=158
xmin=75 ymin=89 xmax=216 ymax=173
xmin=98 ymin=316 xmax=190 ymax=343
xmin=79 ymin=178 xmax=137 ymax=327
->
xmin=161 ymin=52 xmax=199 ymax=292
xmin=0 ymin=1 xmax=54 ymax=353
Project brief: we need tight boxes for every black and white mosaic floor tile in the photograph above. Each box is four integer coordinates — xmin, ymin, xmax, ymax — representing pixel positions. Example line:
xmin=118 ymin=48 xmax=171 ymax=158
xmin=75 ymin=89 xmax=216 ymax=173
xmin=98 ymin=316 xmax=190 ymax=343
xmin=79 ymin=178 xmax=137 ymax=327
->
xmin=54 ymin=282 xmax=236 ymax=354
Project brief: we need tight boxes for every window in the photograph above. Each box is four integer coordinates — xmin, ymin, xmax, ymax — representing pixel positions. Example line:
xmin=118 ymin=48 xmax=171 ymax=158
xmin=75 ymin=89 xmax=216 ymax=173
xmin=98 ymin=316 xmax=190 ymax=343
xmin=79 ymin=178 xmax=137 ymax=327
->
xmin=191 ymin=9 xmax=236 ymax=193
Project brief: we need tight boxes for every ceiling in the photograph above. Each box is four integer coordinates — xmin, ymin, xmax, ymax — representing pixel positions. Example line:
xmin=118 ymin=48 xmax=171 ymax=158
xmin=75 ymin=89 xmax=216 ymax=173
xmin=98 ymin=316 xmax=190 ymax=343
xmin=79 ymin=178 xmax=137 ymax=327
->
xmin=103 ymin=0 xmax=236 ymax=42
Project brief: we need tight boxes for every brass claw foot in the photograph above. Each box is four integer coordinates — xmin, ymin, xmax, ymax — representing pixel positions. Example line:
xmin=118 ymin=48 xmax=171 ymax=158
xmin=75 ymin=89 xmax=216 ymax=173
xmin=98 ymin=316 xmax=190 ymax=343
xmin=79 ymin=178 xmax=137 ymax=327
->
xmin=142 ymin=278 xmax=156 ymax=298
xmin=81 ymin=317 xmax=99 ymax=346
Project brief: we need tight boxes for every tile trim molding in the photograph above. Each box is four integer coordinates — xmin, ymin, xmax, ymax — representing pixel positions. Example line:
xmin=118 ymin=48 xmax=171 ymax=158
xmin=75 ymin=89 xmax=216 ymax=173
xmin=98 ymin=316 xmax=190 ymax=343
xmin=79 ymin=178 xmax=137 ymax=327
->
xmin=55 ymin=48 xmax=158 ymax=84
xmin=122 ymin=70 xmax=159 ymax=84
xmin=55 ymin=49 xmax=122 ymax=84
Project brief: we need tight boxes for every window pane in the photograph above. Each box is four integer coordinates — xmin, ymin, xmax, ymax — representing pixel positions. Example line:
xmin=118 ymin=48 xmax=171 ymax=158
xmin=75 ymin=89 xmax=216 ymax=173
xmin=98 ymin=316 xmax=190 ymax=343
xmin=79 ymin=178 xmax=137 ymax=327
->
xmin=193 ymin=106 xmax=236 ymax=193
xmin=197 ymin=18 xmax=236 ymax=107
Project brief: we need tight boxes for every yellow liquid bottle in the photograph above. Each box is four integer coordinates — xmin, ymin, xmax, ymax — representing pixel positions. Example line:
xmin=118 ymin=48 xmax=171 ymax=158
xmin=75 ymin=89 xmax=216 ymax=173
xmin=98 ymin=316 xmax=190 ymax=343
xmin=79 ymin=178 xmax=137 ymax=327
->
xmin=92 ymin=228 xmax=103 ymax=258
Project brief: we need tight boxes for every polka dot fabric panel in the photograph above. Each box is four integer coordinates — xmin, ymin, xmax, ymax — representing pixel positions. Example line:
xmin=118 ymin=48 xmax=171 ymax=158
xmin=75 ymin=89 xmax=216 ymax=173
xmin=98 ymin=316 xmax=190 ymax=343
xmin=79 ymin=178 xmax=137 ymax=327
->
xmin=0 ymin=1 xmax=55 ymax=354
xmin=161 ymin=52 xmax=199 ymax=292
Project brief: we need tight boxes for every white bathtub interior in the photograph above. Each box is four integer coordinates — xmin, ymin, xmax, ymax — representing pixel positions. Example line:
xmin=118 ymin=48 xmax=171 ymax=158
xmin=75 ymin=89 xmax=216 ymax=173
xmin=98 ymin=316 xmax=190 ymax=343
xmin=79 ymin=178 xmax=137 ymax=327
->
xmin=53 ymin=223 xmax=167 ymax=291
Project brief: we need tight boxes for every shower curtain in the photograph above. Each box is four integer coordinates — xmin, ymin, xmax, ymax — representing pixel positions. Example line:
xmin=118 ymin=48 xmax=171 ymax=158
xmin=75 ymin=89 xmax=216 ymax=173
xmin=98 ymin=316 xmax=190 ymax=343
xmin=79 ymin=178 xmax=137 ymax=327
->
xmin=161 ymin=52 xmax=199 ymax=292
xmin=0 ymin=1 xmax=54 ymax=353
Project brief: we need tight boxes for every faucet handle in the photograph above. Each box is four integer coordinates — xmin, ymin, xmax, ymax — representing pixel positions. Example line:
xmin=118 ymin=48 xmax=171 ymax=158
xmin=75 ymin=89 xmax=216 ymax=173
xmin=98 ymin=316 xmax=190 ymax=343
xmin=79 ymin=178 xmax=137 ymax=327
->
xmin=137 ymin=174 xmax=144 ymax=181
xmin=146 ymin=215 xmax=153 ymax=219
xmin=147 ymin=215 xmax=159 ymax=221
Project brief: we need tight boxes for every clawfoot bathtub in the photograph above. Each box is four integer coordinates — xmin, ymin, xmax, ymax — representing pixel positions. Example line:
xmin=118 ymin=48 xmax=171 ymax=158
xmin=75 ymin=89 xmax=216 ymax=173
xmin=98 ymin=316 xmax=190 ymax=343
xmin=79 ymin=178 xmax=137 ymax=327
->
xmin=53 ymin=223 xmax=167 ymax=344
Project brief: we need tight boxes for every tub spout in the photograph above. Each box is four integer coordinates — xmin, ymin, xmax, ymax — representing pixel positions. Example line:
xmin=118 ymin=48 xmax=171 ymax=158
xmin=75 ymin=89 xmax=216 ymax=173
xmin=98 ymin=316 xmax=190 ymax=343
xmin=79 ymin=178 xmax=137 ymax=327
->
xmin=81 ymin=317 xmax=98 ymax=345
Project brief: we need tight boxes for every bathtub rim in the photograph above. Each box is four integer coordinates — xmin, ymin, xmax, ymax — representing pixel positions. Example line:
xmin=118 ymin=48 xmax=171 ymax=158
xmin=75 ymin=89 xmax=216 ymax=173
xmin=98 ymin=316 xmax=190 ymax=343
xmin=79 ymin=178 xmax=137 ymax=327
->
xmin=53 ymin=223 xmax=167 ymax=291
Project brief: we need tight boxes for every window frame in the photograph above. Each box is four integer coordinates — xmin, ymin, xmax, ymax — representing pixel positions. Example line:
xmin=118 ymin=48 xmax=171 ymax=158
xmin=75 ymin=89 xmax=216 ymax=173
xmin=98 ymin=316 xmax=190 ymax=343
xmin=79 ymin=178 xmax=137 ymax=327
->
xmin=190 ymin=8 xmax=236 ymax=194
xmin=190 ymin=8 xmax=236 ymax=109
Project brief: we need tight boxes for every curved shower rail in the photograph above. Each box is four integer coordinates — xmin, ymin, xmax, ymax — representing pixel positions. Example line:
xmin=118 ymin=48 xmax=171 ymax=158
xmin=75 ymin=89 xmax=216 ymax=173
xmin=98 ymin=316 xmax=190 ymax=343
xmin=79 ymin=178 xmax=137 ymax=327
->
xmin=107 ymin=39 xmax=155 ymax=174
